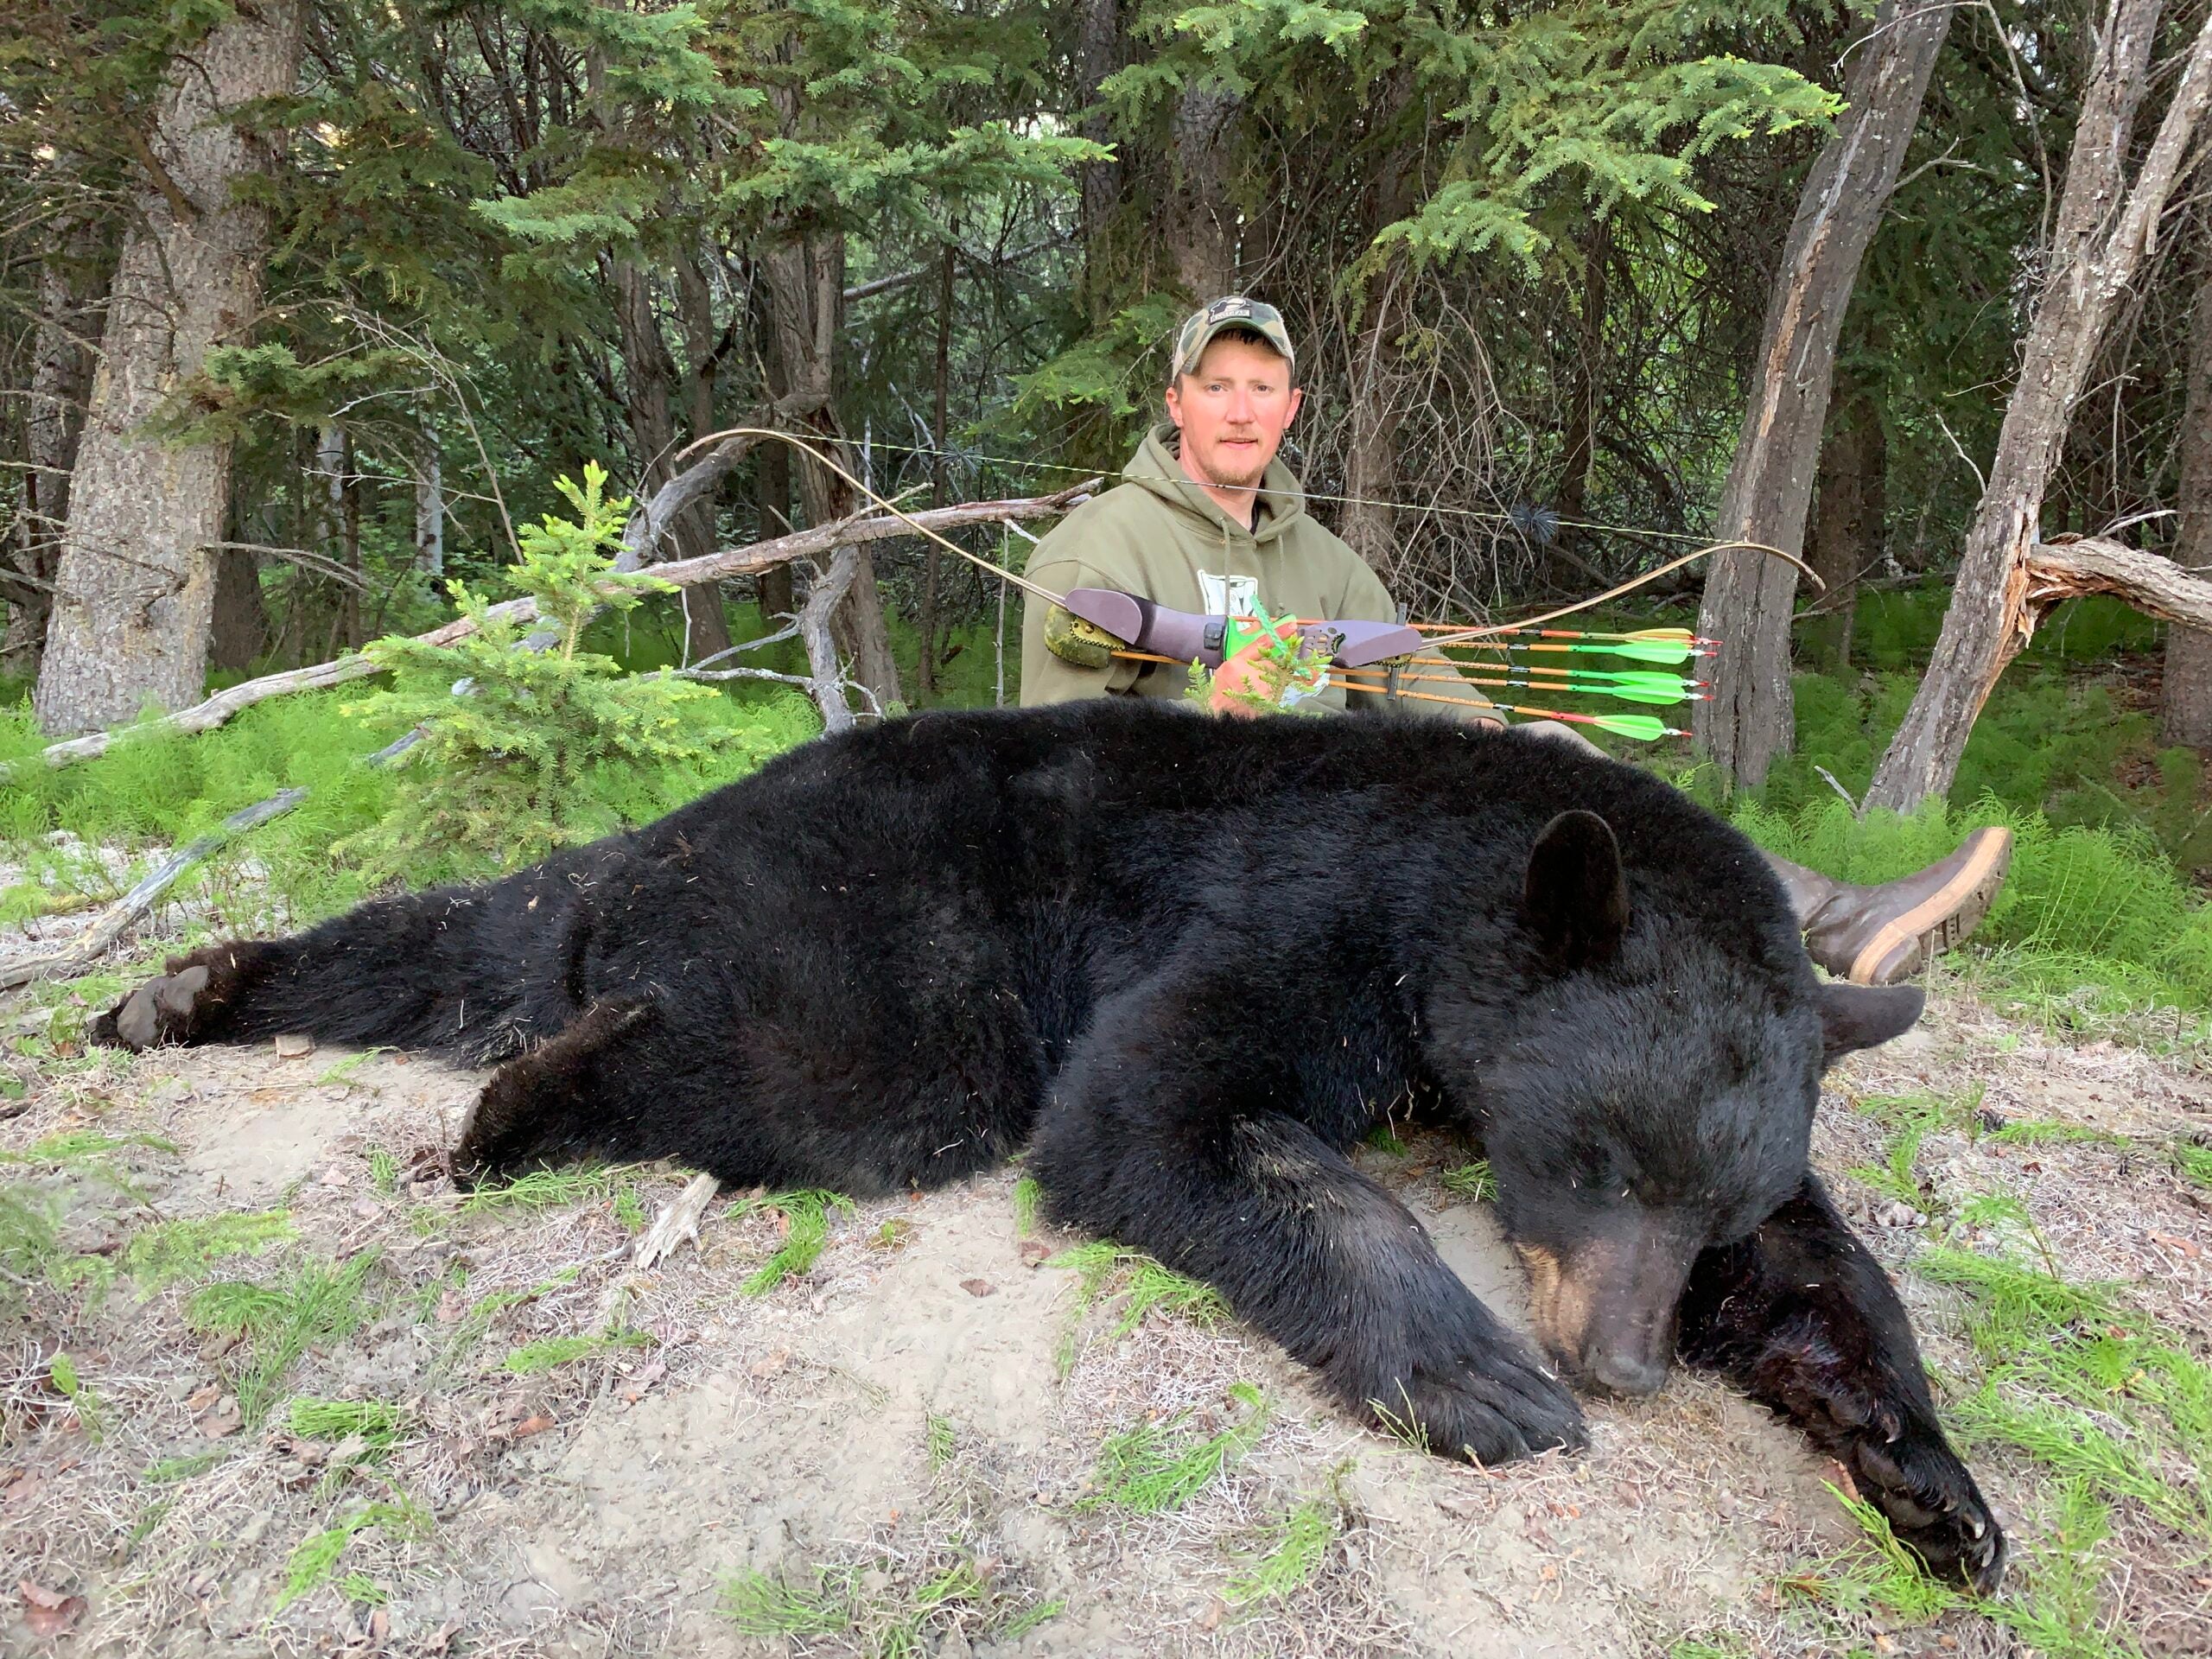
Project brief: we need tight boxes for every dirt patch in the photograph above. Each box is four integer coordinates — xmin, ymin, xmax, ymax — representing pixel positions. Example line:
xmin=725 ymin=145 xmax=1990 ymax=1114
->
xmin=4 ymin=960 xmax=2210 ymax=1656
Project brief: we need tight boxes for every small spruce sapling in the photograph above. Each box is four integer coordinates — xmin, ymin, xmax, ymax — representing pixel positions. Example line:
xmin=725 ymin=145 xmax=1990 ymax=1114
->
xmin=339 ymin=463 xmax=759 ymax=874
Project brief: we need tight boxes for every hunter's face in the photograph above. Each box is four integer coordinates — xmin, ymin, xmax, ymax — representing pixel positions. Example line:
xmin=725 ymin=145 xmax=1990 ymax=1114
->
xmin=1166 ymin=336 xmax=1303 ymax=494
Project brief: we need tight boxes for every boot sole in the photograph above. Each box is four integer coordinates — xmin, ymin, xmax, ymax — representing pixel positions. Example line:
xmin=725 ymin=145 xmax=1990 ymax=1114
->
xmin=1847 ymin=829 xmax=2014 ymax=986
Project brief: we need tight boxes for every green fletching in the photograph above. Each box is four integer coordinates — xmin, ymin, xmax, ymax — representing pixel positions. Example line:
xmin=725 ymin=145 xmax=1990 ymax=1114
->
xmin=1580 ymin=671 xmax=1688 ymax=704
xmin=1590 ymin=713 xmax=1674 ymax=741
xmin=1583 ymin=637 xmax=1694 ymax=665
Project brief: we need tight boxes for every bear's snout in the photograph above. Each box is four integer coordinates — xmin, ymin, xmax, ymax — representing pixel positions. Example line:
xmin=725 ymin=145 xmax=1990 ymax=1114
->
xmin=1514 ymin=1220 xmax=1700 ymax=1398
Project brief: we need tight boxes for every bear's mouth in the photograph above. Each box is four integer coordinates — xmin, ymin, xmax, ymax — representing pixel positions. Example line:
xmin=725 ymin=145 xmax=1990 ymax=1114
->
xmin=1512 ymin=1223 xmax=1700 ymax=1398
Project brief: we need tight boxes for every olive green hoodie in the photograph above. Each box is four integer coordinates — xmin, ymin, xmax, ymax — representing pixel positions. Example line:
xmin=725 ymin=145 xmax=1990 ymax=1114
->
xmin=1019 ymin=423 xmax=1401 ymax=712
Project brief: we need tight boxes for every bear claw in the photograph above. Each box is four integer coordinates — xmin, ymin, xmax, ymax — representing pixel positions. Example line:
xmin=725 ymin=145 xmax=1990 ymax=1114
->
xmin=1851 ymin=1427 xmax=2007 ymax=1594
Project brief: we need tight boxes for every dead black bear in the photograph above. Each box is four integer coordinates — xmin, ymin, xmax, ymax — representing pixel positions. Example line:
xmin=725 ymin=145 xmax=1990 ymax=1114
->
xmin=95 ymin=699 xmax=2001 ymax=1588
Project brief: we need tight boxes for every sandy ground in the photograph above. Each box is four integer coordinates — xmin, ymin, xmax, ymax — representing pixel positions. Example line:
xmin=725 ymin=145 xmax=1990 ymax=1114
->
xmin=4 ymin=935 xmax=2211 ymax=1657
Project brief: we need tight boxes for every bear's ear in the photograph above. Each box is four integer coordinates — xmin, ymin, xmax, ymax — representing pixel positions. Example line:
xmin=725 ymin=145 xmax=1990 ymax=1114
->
xmin=1522 ymin=810 xmax=1629 ymax=968
xmin=1815 ymin=981 xmax=1925 ymax=1066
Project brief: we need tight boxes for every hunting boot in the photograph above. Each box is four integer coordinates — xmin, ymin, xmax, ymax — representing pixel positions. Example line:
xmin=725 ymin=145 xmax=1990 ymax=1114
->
xmin=1766 ymin=828 xmax=2014 ymax=987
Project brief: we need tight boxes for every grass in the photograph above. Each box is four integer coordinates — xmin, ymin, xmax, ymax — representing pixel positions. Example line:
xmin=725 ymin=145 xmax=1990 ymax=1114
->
xmin=1078 ymin=1381 xmax=1270 ymax=1513
xmin=119 ymin=1209 xmax=296 ymax=1291
xmin=457 ymin=1165 xmax=624 ymax=1215
xmin=501 ymin=1329 xmax=652 ymax=1375
xmin=367 ymin=1147 xmax=399 ymax=1195
xmin=1439 ymin=1159 xmax=1496 ymax=1203
xmin=1011 ymin=1174 xmax=1041 ymax=1237
xmin=1046 ymin=1240 xmax=1230 ymax=1375
xmin=925 ymin=1413 xmax=956 ymax=1471
xmin=0 ymin=1128 xmax=179 ymax=1166
xmin=286 ymin=1397 xmax=405 ymax=1452
xmin=187 ymin=1251 xmax=379 ymax=1426
xmin=435 ymin=1267 xmax=580 ymax=1371
xmin=1225 ymin=1491 xmax=1338 ymax=1605
xmin=314 ymin=1046 xmax=390 ymax=1089
xmin=728 ymin=1188 xmax=855 ymax=1294
xmin=48 ymin=1351 xmax=102 ymax=1441
xmin=719 ymin=1550 xmax=1009 ymax=1652
xmin=275 ymin=1494 xmax=433 ymax=1612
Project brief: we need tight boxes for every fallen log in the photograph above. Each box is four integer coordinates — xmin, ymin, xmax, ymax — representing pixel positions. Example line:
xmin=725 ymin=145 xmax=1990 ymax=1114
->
xmin=8 ymin=480 xmax=1095 ymax=775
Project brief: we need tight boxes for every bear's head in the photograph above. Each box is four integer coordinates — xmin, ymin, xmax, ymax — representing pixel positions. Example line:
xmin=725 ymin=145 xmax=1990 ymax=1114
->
xmin=1462 ymin=809 xmax=1921 ymax=1398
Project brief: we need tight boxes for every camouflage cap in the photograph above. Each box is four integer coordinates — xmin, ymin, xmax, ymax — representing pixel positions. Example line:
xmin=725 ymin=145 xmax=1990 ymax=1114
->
xmin=1169 ymin=296 xmax=1296 ymax=382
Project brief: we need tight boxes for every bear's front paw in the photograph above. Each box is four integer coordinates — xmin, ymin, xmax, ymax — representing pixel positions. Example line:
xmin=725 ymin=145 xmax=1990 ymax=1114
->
xmin=1363 ymin=1341 xmax=1587 ymax=1466
xmin=91 ymin=957 xmax=217 ymax=1052
xmin=1849 ymin=1421 xmax=2006 ymax=1594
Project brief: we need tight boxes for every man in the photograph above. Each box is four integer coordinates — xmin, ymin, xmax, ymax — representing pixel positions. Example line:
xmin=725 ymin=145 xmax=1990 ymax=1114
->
xmin=1019 ymin=296 xmax=2012 ymax=986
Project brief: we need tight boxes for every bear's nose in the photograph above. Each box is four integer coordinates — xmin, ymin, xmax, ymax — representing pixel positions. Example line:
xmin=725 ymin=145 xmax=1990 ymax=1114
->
xmin=1585 ymin=1348 xmax=1669 ymax=1397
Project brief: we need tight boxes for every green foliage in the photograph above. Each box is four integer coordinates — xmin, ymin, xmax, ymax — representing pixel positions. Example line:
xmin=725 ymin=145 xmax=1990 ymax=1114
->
xmin=721 ymin=1567 xmax=855 ymax=1637
xmin=1079 ymin=1381 xmax=1270 ymax=1513
xmin=1046 ymin=1240 xmax=1231 ymax=1373
xmin=337 ymin=466 xmax=782 ymax=874
xmin=728 ymin=1189 xmax=856 ymax=1294
xmin=187 ymin=1252 xmax=379 ymax=1427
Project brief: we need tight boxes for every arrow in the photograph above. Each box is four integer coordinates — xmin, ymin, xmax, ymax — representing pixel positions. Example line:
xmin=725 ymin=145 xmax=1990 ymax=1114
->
xmin=1334 ymin=667 xmax=1703 ymax=707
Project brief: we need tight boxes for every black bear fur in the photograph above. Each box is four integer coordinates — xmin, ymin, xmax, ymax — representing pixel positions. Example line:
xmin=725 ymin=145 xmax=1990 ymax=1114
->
xmin=93 ymin=699 xmax=2003 ymax=1589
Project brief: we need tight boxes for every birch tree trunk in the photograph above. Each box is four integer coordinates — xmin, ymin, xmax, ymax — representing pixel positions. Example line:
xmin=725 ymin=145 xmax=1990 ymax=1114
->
xmin=2159 ymin=226 xmax=2212 ymax=748
xmin=1867 ymin=0 xmax=2212 ymax=810
xmin=33 ymin=0 xmax=305 ymax=735
xmin=1692 ymin=0 xmax=1954 ymax=788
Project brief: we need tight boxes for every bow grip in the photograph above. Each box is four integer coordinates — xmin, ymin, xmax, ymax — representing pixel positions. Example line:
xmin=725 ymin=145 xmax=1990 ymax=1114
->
xmin=1059 ymin=588 xmax=1419 ymax=670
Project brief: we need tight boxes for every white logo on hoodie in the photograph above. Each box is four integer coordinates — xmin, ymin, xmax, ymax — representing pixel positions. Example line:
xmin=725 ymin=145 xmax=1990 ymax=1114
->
xmin=1198 ymin=570 xmax=1260 ymax=620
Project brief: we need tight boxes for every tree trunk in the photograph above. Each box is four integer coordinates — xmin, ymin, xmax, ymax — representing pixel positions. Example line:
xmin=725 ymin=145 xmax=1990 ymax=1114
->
xmin=2160 ymin=226 xmax=2212 ymax=749
xmin=1552 ymin=221 xmax=1612 ymax=563
xmin=759 ymin=231 xmax=902 ymax=715
xmin=673 ymin=249 xmax=733 ymax=662
xmin=1076 ymin=0 xmax=1128 ymax=323
xmin=414 ymin=442 xmax=444 ymax=577
xmin=919 ymin=240 xmax=954 ymax=695
xmin=751 ymin=272 xmax=796 ymax=624
xmin=1166 ymin=83 xmax=1241 ymax=297
xmin=209 ymin=550 xmax=266 ymax=672
xmin=1867 ymin=0 xmax=2212 ymax=810
xmin=1803 ymin=381 xmax=1885 ymax=671
xmin=4 ymin=208 xmax=106 ymax=679
xmin=1338 ymin=88 xmax=1421 ymax=578
xmin=32 ymin=0 xmax=304 ymax=735
xmin=317 ymin=422 xmax=361 ymax=652
xmin=1692 ymin=0 xmax=1954 ymax=788
xmin=613 ymin=258 xmax=729 ymax=664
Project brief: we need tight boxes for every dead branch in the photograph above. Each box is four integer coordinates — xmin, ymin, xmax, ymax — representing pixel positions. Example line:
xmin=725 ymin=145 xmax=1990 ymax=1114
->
xmin=9 ymin=481 xmax=1094 ymax=775
xmin=2019 ymin=537 xmax=2212 ymax=632
xmin=0 ymin=789 xmax=307 ymax=990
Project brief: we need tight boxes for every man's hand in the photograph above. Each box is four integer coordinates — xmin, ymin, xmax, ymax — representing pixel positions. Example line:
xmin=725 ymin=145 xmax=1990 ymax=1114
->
xmin=1209 ymin=613 xmax=1308 ymax=716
